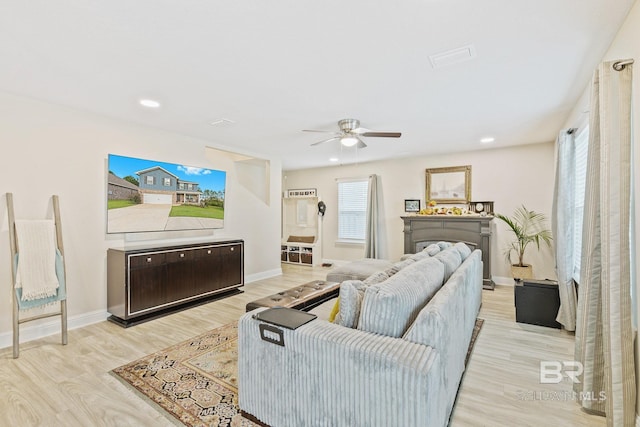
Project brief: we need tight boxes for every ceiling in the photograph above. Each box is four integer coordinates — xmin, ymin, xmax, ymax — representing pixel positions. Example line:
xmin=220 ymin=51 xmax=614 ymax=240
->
xmin=0 ymin=1 xmax=635 ymax=170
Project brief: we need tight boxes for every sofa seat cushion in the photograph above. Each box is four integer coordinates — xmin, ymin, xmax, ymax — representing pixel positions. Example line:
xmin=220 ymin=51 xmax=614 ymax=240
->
xmin=326 ymin=258 xmax=393 ymax=283
xmin=358 ymin=257 xmax=445 ymax=337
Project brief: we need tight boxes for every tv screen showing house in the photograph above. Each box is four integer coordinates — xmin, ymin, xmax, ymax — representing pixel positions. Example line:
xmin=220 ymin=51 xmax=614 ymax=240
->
xmin=107 ymin=154 xmax=226 ymax=233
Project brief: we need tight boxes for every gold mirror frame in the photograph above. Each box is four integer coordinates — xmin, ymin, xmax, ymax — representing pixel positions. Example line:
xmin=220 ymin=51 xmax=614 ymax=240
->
xmin=425 ymin=165 xmax=471 ymax=203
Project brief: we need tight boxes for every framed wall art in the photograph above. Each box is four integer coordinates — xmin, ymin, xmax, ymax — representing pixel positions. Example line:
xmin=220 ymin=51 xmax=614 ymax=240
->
xmin=425 ymin=165 xmax=471 ymax=203
xmin=404 ymin=199 xmax=420 ymax=212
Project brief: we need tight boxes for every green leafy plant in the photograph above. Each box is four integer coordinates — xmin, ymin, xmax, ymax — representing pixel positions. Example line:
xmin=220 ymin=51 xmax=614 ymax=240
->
xmin=495 ymin=205 xmax=552 ymax=267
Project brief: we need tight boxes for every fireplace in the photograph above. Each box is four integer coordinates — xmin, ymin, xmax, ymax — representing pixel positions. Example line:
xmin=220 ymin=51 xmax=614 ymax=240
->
xmin=402 ymin=215 xmax=494 ymax=290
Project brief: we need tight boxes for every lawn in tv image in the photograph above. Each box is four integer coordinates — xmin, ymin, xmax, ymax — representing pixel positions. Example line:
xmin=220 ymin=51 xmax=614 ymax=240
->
xmin=107 ymin=154 xmax=226 ymax=233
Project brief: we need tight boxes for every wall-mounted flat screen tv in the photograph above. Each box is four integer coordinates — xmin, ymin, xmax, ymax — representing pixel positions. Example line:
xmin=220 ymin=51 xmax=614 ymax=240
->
xmin=107 ymin=154 xmax=226 ymax=234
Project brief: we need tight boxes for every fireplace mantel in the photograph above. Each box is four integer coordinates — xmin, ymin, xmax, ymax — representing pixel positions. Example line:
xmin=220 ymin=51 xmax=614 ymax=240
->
xmin=401 ymin=215 xmax=494 ymax=290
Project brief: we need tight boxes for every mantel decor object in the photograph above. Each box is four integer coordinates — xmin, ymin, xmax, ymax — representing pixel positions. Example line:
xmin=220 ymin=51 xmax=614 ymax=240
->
xmin=404 ymin=199 xmax=420 ymax=212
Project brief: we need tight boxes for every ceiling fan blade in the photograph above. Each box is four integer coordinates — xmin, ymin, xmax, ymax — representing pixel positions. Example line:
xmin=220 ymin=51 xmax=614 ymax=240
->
xmin=356 ymin=140 xmax=367 ymax=149
xmin=303 ymin=129 xmax=338 ymax=134
xmin=361 ymin=131 xmax=402 ymax=138
xmin=311 ymin=136 xmax=340 ymax=146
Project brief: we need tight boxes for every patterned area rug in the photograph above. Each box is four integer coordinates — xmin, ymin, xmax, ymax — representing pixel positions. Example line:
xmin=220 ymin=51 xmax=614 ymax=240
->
xmin=112 ymin=319 xmax=484 ymax=426
xmin=112 ymin=322 xmax=256 ymax=427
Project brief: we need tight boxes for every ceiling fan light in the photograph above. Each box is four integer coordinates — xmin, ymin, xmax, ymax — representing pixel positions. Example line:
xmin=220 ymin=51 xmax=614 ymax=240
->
xmin=340 ymin=136 xmax=359 ymax=147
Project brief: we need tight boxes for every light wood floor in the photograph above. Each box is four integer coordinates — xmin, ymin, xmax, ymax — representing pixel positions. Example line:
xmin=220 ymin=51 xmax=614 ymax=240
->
xmin=0 ymin=264 xmax=605 ymax=427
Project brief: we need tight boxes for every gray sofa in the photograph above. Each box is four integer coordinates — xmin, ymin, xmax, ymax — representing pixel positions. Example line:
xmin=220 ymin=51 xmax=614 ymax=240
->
xmin=238 ymin=242 xmax=483 ymax=427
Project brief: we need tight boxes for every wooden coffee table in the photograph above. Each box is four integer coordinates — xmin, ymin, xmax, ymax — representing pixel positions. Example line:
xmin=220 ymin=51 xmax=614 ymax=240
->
xmin=245 ymin=280 xmax=339 ymax=312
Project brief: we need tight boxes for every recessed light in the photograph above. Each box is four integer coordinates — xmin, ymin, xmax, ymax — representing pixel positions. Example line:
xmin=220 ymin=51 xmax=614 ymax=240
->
xmin=329 ymin=157 xmax=339 ymax=162
xmin=139 ymin=99 xmax=161 ymax=108
xmin=210 ymin=118 xmax=235 ymax=126
xmin=480 ymin=137 xmax=495 ymax=143
xmin=429 ymin=44 xmax=477 ymax=69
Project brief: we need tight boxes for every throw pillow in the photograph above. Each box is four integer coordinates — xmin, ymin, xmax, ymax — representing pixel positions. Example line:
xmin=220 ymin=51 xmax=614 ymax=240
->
xmin=329 ymin=297 xmax=340 ymax=322
xmin=287 ymin=235 xmax=315 ymax=244
xmin=333 ymin=280 xmax=366 ymax=328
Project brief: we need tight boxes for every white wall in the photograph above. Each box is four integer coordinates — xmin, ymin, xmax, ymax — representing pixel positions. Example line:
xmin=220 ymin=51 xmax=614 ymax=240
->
xmin=284 ymin=142 xmax=556 ymax=281
xmin=562 ymin=0 xmax=640 ymax=414
xmin=0 ymin=91 xmax=282 ymax=346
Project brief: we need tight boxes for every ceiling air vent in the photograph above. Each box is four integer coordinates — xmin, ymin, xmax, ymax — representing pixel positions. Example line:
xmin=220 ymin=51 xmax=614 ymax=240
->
xmin=429 ymin=44 xmax=477 ymax=69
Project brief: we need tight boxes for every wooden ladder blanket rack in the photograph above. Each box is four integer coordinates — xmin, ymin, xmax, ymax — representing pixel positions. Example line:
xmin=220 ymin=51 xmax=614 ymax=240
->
xmin=6 ymin=193 xmax=68 ymax=358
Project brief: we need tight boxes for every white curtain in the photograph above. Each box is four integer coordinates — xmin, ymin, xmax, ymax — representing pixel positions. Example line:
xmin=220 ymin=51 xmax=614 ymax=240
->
xmin=552 ymin=129 xmax=578 ymax=331
xmin=364 ymin=174 xmax=385 ymax=258
xmin=574 ymin=60 xmax=635 ymax=426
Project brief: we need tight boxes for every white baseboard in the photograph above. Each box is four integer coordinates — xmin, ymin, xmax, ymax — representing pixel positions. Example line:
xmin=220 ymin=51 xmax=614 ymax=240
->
xmin=0 ymin=309 xmax=108 ymax=350
xmin=636 ymin=413 xmax=640 ymax=427
xmin=245 ymin=267 xmax=282 ymax=284
xmin=493 ymin=275 xmax=515 ymax=286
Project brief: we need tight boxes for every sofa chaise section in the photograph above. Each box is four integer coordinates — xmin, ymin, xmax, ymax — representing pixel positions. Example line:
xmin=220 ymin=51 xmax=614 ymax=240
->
xmin=238 ymin=316 xmax=448 ymax=427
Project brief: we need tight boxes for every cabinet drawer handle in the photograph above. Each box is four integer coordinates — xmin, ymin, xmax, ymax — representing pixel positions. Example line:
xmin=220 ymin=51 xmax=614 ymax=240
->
xmin=230 ymin=247 xmax=234 ymax=251
xmin=180 ymin=253 xmax=185 ymax=258
xmin=147 ymin=257 xmax=152 ymax=263
xmin=207 ymin=250 xmax=212 ymax=254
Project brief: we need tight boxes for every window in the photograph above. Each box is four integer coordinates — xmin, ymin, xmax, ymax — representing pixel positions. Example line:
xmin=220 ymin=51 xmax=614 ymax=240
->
xmin=337 ymin=179 xmax=368 ymax=242
xmin=163 ymin=177 xmax=171 ymax=186
xmin=146 ymin=176 xmax=154 ymax=185
xmin=179 ymin=183 xmax=185 ymax=190
xmin=572 ymin=125 xmax=589 ymax=283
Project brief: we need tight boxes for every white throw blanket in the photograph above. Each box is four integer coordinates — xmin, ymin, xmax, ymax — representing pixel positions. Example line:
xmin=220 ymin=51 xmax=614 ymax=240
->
xmin=14 ymin=220 xmax=60 ymax=301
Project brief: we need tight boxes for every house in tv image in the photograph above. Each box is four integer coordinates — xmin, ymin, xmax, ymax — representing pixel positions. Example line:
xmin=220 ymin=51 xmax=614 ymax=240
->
xmin=136 ymin=166 xmax=202 ymax=205
xmin=107 ymin=173 xmax=140 ymax=200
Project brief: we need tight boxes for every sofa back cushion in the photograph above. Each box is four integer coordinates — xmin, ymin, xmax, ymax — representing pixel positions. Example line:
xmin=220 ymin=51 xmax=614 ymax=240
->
xmin=436 ymin=241 xmax=453 ymax=250
xmin=409 ymin=250 xmax=431 ymax=262
xmin=453 ymin=242 xmax=472 ymax=261
xmin=358 ymin=257 xmax=445 ymax=337
xmin=424 ymin=243 xmax=441 ymax=256
xmin=433 ymin=247 xmax=462 ymax=282
xmin=384 ymin=258 xmax=416 ymax=276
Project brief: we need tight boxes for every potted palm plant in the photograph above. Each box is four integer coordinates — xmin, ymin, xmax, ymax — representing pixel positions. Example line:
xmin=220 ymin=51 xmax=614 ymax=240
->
xmin=495 ymin=205 xmax=552 ymax=279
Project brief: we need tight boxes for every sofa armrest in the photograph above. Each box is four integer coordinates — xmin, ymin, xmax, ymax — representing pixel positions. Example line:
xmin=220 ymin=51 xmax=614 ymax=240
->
xmin=238 ymin=312 xmax=448 ymax=427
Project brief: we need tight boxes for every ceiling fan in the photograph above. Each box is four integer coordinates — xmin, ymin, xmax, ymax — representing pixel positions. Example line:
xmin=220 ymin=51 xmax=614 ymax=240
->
xmin=303 ymin=119 xmax=401 ymax=148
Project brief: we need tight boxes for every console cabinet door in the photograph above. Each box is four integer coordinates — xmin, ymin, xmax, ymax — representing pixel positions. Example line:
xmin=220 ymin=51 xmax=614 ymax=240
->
xmin=193 ymin=246 xmax=222 ymax=294
xmin=128 ymin=253 xmax=167 ymax=314
xmin=219 ymin=244 xmax=242 ymax=287
xmin=165 ymin=249 xmax=195 ymax=301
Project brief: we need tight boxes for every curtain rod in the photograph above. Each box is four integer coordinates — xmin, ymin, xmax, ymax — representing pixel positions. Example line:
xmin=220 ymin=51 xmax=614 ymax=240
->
xmin=613 ymin=59 xmax=634 ymax=71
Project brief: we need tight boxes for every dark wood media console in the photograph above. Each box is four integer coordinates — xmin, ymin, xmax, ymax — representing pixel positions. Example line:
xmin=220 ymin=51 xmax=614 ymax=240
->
xmin=107 ymin=239 xmax=244 ymax=326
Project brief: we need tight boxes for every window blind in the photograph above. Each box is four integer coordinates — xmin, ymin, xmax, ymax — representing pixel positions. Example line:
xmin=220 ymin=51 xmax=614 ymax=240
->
xmin=337 ymin=179 xmax=368 ymax=241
